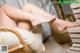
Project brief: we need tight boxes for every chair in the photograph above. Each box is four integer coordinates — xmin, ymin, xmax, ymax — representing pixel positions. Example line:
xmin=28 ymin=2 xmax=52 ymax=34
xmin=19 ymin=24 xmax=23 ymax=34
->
xmin=0 ymin=26 xmax=33 ymax=53
xmin=67 ymin=4 xmax=80 ymax=53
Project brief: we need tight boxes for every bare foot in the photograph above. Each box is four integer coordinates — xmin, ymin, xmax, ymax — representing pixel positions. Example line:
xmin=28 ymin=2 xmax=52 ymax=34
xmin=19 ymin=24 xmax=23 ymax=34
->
xmin=50 ymin=18 xmax=80 ymax=32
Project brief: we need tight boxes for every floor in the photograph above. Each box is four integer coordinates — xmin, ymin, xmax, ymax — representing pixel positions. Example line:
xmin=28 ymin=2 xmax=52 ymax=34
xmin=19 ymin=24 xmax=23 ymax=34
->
xmin=11 ymin=37 xmax=71 ymax=53
xmin=44 ymin=37 xmax=70 ymax=53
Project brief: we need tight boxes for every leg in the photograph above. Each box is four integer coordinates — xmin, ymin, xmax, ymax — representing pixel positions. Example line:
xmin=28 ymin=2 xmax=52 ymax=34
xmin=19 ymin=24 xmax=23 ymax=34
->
xmin=1 ymin=4 xmax=54 ymax=26
xmin=22 ymin=3 xmax=54 ymax=18
xmin=1 ymin=4 xmax=80 ymax=32
xmin=23 ymin=3 xmax=80 ymax=32
xmin=22 ymin=3 xmax=56 ymax=26
xmin=1 ymin=4 xmax=31 ymax=21
xmin=0 ymin=8 xmax=17 ymax=27
xmin=0 ymin=5 xmax=32 ymax=31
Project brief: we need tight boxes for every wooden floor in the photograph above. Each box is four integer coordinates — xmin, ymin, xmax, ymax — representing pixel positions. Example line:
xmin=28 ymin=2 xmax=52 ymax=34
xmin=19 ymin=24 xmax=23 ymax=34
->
xmin=44 ymin=38 xmax=70 ymax=53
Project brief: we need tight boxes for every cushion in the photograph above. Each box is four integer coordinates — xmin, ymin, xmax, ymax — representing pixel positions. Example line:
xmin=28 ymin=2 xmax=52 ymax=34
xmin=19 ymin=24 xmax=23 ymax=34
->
xmin=0 ymin=28 xmax=45 ymax=53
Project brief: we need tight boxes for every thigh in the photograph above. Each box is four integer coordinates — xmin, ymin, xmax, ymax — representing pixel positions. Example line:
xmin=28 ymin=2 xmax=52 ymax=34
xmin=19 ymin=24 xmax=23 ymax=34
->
xmin=0 ymin=9 xmax=17 ymax=27
xmin=22 ymin=3 xmax=52 ymax=18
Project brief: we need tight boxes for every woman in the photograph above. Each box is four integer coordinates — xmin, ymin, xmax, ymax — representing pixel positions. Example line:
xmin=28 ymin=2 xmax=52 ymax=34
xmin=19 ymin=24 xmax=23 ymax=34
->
xmin=0 ymin=3 xmax=80 ymax=53
xmin=0 ymin=3 xmax=79 ymax=32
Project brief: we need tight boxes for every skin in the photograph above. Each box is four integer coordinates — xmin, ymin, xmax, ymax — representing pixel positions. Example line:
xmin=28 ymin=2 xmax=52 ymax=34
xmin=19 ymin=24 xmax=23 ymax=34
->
xmin=0 ymin=3 xmax=80 ymax=32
